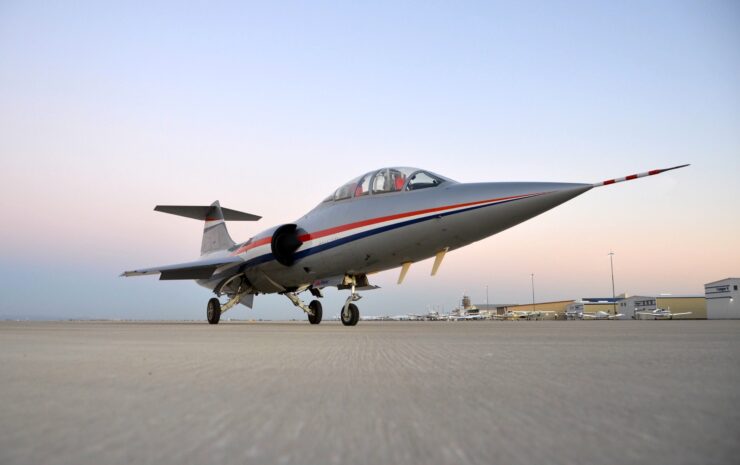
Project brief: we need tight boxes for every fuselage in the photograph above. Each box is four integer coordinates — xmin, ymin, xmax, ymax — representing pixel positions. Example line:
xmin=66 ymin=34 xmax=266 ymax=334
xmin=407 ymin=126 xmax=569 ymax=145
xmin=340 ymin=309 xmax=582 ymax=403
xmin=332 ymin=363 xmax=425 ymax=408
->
xmin=198 ymin=176 xmax=592 ymax=294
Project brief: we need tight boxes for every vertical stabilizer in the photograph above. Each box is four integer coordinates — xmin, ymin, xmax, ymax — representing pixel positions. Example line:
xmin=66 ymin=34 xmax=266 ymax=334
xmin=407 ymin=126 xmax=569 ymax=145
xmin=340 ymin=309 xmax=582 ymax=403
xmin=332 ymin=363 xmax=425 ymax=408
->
xmin=201 ymin=201 xmax=235 ymax=255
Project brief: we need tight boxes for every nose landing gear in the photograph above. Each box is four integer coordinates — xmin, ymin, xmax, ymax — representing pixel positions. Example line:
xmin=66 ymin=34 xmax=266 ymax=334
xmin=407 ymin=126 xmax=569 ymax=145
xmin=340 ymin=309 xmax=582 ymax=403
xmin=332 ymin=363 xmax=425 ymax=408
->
xmin=341 ymin=284 xmax=362 ymax=326
xmin=341 ymin=302 xmax=359 ymax=326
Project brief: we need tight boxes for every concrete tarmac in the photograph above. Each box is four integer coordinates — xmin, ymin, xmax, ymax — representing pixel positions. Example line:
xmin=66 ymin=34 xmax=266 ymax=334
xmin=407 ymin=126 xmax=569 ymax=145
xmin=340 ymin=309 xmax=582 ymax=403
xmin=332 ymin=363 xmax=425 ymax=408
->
xmin=1 ymin=320 xmax=739 ymax=465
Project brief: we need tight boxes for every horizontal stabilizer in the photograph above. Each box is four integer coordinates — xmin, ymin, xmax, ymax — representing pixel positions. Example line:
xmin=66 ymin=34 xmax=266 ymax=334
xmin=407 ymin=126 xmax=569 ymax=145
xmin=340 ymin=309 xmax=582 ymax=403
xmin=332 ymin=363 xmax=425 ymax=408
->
xmin=154 ymin=205 xmax=261 ymax=221
xmin=121 ymin=256 xmax=243 ymax=280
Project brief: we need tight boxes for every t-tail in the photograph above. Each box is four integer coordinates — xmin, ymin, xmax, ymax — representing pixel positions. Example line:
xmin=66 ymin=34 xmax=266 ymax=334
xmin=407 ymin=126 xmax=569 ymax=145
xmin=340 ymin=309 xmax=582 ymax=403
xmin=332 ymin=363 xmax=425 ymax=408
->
xmin=154 ymin=201 xmax=261 ymax=255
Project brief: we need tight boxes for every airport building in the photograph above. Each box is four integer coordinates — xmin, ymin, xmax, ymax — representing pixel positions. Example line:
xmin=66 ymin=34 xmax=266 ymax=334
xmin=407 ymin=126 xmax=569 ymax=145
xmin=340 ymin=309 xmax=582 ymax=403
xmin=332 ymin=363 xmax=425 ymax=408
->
xmin=655 ymin=295 xmax=706 ymax=319
xmin=451 ymin=285 xmax=716 ymax=321
xmin=569 ymin=295 xmax=706 ymax=319
xmin=705 ymin=278 xmax=739 ymax=319
xmin=617 ymin=295 xmax=706 ymax=319
xmin=473 ymin=304 xmax=517 ymax=318
xmin=618 ymin=296 xmax=656 ymax=319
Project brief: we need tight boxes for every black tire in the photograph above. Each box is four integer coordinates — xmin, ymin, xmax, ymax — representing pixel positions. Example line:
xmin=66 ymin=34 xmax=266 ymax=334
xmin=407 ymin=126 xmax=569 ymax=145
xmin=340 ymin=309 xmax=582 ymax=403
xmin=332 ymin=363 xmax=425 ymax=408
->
xmin=207 ymin=298 xmax=221 ymax=324
xmin=350 ymin=303 xmax=360 ymax=326
xmin=341 ymin=303 xmax=359 ymax=326
xmin=308 ymin=300 xmax=323 ymax=325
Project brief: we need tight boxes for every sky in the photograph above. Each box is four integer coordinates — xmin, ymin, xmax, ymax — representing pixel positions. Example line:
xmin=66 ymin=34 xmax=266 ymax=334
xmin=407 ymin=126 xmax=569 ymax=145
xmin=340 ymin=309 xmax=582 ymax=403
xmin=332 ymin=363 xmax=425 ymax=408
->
xmin=0 ymin=1 xmax=738 ymax=320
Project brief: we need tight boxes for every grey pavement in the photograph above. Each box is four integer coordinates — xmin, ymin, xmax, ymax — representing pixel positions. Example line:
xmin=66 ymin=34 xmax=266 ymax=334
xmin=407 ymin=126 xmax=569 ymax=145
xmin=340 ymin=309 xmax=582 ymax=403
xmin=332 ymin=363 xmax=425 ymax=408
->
xmin=1 ymin=320 xmax=739 ymax=465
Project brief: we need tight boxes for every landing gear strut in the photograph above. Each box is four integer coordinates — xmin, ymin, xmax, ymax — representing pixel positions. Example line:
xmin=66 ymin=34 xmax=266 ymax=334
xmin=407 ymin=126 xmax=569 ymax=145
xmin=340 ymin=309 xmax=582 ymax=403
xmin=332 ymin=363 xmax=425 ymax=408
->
xmin=341 ymin=283 xmax=362 ymax=326
xmin=285 ymin=292 xmax=323 ymax=325
xmin=207 ymin=283 xmax=250 ymax=325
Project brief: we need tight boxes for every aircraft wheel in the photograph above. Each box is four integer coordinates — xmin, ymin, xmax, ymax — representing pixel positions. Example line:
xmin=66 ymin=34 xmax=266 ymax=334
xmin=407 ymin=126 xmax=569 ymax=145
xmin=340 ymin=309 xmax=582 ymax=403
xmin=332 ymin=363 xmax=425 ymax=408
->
xmin=207 ymin=298 xmax=221 ymax=324
xmin=341 ymin=303 xmax=359 ymax=326
xmin=308 ymin=300 xmax=323 ymax=325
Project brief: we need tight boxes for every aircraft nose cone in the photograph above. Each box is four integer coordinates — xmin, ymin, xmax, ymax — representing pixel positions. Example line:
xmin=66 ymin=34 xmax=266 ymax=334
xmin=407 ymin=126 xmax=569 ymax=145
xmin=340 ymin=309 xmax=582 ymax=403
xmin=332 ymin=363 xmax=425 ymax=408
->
xmin=442 ymin=181 xmax=593 ymax=245
xmin=450 ymin=181 xmax=592 ymax=206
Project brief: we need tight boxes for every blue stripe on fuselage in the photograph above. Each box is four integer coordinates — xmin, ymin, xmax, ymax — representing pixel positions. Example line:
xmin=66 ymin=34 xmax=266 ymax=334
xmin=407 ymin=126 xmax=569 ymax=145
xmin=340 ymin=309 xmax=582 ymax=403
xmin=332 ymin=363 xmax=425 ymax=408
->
xmin=240 ymin=193 xmax=543 ymax=269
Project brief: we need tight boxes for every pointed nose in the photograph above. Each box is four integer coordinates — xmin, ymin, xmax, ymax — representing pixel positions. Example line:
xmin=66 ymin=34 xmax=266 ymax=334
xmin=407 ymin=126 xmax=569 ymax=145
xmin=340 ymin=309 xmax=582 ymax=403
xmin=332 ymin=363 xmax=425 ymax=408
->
xmin=448 ymin=181 xmax=592 ymax=207
xmin=442 ymin=181 xmax=593 ymax=245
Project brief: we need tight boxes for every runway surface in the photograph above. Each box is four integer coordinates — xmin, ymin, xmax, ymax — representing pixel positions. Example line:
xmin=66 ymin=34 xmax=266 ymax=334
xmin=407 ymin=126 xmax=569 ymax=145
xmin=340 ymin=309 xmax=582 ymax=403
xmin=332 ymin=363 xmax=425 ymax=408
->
xmin=1 ymin=320 xmax=739 ymax=465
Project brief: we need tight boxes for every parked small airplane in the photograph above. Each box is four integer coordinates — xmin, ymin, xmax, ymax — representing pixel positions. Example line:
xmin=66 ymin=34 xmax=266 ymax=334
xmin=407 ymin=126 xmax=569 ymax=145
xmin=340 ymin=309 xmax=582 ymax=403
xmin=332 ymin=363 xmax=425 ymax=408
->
xmin=635 ymin=308 xmax=692 ymax=320
xmin=122 ymin=164 xmax=687 ymax=326
xmin=500 ymin=310 xmax=530 ymax=320
xmin=582 ymin=311 xmax=624 ymax=320
xmin=564 ymin=309 xmax=583 ymax=320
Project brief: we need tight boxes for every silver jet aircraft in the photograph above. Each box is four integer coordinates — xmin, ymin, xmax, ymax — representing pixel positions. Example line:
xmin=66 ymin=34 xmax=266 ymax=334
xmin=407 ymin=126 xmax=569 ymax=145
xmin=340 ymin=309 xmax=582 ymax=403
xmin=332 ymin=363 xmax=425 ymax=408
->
xmin=122 ymin=165 xmax=688 ymax=326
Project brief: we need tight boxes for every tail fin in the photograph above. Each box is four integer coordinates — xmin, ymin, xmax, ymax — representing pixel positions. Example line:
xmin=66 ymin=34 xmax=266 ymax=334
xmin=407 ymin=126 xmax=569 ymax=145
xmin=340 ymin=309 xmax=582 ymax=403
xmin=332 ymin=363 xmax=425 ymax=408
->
xmin=154 ymin=201 xmax=261 ymax=255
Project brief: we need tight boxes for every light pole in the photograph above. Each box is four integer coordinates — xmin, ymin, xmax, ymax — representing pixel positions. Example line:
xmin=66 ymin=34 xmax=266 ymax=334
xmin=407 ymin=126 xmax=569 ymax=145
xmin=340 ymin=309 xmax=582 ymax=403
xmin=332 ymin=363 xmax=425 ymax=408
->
xmin=531 ymin=273 xmax=536 ymax=312
xmin=609 ymin=251 xmax=616 ymax=315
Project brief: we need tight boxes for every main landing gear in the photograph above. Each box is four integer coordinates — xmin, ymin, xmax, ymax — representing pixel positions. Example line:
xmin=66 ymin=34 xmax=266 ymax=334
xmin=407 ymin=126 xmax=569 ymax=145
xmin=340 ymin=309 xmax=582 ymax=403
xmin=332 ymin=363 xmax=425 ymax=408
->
xmin=308 ymin=300 xmax=323 ymax=325
xmin=207 ymin=298 xmax=221 ymax=324
xmin=286 ymin=292 xmax=323 ymax=325
xmin=285 ymin=282 xmax=363 ymax=326
xmin=206 ymin=285 xmax=250 ymax=324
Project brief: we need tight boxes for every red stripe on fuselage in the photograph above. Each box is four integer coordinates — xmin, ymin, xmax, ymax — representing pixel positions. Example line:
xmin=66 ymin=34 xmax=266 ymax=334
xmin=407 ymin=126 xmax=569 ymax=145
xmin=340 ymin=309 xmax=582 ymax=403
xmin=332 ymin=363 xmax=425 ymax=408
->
xmin=230 ymin=192 xmax=542 ymax=256
xmin=231 ymin=236 xmax=272 ymax=255
xmin=296 ymin=193 xmax=538 ymax=243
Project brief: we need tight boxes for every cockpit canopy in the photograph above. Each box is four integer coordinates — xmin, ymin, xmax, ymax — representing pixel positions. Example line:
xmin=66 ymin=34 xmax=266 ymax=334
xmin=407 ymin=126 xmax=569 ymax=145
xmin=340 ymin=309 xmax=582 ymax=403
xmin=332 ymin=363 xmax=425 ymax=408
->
xmin=323 ymin=167 xmax=454 ymax=202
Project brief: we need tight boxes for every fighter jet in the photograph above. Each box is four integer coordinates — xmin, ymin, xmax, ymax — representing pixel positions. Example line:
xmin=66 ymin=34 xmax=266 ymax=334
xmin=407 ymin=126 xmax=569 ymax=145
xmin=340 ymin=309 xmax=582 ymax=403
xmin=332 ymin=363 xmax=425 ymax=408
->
xmin=122 ymin=164 xmax=688 ymax=326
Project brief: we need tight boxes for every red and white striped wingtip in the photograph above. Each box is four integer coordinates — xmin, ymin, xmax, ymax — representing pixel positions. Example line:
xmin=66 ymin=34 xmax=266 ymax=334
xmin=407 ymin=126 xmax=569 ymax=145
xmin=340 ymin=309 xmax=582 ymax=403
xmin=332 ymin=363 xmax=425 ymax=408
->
xmin=593 ymin=164 xmax=690 ymax=188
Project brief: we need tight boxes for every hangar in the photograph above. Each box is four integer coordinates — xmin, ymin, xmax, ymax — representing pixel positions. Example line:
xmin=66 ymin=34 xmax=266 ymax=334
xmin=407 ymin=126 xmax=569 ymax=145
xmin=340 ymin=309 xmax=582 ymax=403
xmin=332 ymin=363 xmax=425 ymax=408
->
xmin=619 ymin=295 xmax=705 ymax=319
xmin=571 ymin=295 xmax=706 ymax=320
xmin=655 ymin=296 xmax=706 ymax=319
xmin=705 ymin=278 xmax=739 ymax=319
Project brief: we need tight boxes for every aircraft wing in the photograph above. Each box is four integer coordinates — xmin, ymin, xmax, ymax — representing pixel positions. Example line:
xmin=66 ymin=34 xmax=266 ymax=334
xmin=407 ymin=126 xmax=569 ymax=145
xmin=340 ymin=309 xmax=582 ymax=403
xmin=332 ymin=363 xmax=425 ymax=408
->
xmin=581 ymin=314 xmax=597 ymax=318
xmin=121 ymin=256 xmax=243 ymax=280
xmin=671 ymin=312 xmax=692 ymax=317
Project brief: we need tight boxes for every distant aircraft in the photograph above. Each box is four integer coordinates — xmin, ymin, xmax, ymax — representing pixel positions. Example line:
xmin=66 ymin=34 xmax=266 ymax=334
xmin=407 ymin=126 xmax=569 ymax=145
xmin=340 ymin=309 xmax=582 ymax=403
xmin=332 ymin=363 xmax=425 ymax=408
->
xmin=500 ymin=310 xmax=529 ymax=320
xmin=635 ymin=308 xmax=692 ymax=320
xmin=122 ymin=165 xmax=688 ymax=326
xmin=582 ymin=311 xmax=624 ymax=320
xmin=526 ymin=311 xmax=557 ymax=320
xmin=564 ymin=308 xmax=583 ymax=320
